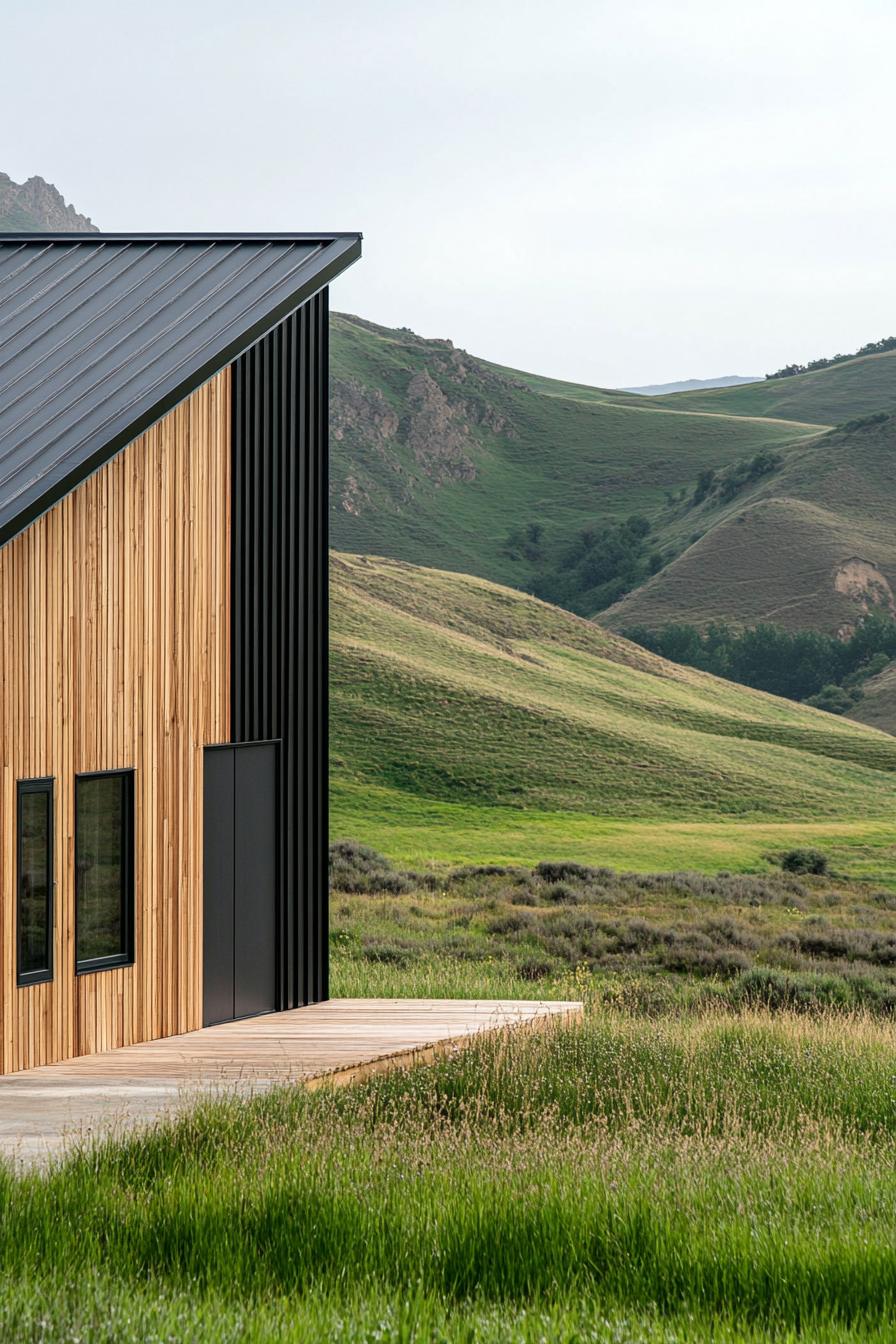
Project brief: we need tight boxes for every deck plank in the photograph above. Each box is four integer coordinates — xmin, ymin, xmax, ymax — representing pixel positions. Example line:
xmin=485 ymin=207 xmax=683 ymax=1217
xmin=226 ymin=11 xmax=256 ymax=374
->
xmin=0 ymin=998 xmax=581 ymax=1166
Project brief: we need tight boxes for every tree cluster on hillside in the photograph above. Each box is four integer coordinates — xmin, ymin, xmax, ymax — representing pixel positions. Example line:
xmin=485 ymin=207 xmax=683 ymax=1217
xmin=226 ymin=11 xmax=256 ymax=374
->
xmin=692 ymin=451 xmax=781 ymax=506
xmin=622 ymin=613 xmax=896 ymax=707
xmin=830 ymin=411 xmax=891 ymax=435
xmin=766 ymin=337 xmax=896 ymax=380
xmin=504 ymin=514 xmax=663 ymax=616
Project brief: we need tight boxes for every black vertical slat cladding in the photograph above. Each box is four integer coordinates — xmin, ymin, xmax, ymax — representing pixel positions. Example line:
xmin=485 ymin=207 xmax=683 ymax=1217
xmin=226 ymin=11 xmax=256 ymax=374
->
xmin=230 ymin=289 xmax=329 ymax=1008
xmin=303 ymin=305 xmax=314 ymax=999
xmin=317 ymin=301 xmax=330 ymax=998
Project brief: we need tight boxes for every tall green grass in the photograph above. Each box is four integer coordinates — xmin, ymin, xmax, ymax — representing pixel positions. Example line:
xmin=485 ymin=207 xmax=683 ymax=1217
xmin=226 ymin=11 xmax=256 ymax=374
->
xmin=3 ymin=1009 xmax=896 ymax=1339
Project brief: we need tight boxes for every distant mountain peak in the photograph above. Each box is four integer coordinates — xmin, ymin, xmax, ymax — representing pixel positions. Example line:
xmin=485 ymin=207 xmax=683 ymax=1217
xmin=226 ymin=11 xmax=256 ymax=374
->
xmin=0 ymin=174 xmax=98 ymax=233
xmin=623 ymin=375 xmax=761 ymax=396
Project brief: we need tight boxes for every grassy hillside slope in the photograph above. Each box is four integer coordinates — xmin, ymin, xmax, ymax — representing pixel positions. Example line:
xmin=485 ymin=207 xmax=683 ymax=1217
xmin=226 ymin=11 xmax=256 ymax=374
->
xmin=331 ymin=553 xmax=896 ymax=874
xmin=330 ymin=315 xmax=818 ymax=592
xmin=331 ymin=316 xmax=896 ymax=634
xmin=604 ymin=413 xmax=896 ymax=635
xmin=662 ymin=350 xmax=896 ymax=423
xmin=848 ymin=660 xmax=896 ymax=733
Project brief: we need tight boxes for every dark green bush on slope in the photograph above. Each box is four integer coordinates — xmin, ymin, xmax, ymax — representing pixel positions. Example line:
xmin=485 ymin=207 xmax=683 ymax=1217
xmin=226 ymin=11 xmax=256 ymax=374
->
xmin=780 ymin=847 xmax=829 ymax=875
xmin=690 ymin=451 xmax=781 ymax=505
xmin=506 ymin=513 xmax=663 ymax=616
xmin=806 ymin=684 xmax=859 ymax=715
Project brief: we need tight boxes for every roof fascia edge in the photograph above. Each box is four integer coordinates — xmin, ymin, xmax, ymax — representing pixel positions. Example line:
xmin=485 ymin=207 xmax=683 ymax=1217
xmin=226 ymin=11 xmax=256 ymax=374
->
xmin=0 ymin=233 xmax=361 ymax=549
xmin=0 ymin=231 xmax=363 ymax=242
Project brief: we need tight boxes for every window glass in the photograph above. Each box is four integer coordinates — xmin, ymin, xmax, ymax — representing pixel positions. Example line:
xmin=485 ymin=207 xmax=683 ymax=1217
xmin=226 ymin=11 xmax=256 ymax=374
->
xmin=76 ymin=772 xmax=133 ymax=970
xmin=18 ymin=782 xmax=53 ymax=983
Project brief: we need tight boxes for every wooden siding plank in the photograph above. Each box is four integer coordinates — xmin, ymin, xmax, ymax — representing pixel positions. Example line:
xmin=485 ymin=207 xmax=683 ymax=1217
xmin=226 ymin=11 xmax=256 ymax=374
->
xmin=0 ymin=372 xmax=230 ymax=1073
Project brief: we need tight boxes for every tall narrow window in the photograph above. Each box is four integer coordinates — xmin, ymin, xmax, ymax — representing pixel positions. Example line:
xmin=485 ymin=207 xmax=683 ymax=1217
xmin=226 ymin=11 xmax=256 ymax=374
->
xmin=75 ymin=770 xmax=135 ymax=973
xmin=17 ymin=778 xmax=54 ymax=986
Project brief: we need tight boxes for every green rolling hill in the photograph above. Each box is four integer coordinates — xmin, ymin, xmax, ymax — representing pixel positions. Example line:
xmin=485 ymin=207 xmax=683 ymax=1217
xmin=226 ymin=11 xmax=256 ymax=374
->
xmin=330 ymin=315 xmax=896 ymax=641
xmin=603 ymin=413 xmax=896 ymax=636
xmin=848 ymin=659 xmax=896 ymax=735
xmin=330 ymin=314 xmax=820 ymax=602
xmin=331 ymin=552 xmax=896 ymax=873
xmin=660 ymin=350 xmax=896 ymax=424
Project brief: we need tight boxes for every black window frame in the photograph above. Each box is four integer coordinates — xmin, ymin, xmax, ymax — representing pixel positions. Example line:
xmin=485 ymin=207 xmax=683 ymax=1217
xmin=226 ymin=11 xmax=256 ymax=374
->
xmin=74 ymin=768 xmax=136 ymax=975
xmin=16 ymin=777 xmax=55 ymax=987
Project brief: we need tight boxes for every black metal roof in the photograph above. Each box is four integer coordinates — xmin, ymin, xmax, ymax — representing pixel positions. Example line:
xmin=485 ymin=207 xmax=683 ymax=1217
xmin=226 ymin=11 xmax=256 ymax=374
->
xmin=0 ymin=231 xmax=361 ymax=545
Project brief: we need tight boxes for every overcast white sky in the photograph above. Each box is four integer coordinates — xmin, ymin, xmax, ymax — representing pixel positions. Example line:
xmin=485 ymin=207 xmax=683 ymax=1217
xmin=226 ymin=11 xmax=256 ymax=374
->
xmin=4 ymin=0 xmax=896 ymax=386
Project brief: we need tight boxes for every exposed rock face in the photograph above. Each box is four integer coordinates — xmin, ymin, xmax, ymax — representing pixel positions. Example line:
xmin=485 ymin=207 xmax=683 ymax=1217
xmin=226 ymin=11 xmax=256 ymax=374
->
xmin=405 ymin=369 xmax=476 ymax=485
xmin=328 ymin=321 xmax=521 ymax=516
xmin=0 ymin=174 xmax=98 ymax=232
xmin=339 ymin=474 xmax=370 ymax=516
xmin=325 ymin=310 xmax=533 ymax=531
xmin=331 ymin=378 xmax=399 ymax=446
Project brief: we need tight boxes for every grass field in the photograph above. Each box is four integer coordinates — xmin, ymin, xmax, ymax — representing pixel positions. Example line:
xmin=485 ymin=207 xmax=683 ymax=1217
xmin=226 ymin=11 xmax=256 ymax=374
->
xmin=331 ymin=553 xmax=896 ymax=878
xmin=333 ymin=781 xmax=896 ymax=881
xmin=8 ymin=1000 xmax=896 ymax=1341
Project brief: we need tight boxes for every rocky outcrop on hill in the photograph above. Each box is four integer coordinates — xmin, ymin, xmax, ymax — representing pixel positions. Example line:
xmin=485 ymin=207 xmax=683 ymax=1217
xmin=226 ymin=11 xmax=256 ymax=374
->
xmin=329 ymin=315 xmax=521 ymax=517
xmin=404 ymin=369 xmax=477 ymax=485
xmin=0 ymin=174 xmax=98 ymax=232
xmin=331 ymin=379 xmax=400 ymax=449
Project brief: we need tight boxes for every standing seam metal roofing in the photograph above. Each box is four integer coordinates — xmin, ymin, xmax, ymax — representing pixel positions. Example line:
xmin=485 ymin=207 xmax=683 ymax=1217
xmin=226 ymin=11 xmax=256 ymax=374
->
xmin=0 ymin=232 xmax=361 ymax=545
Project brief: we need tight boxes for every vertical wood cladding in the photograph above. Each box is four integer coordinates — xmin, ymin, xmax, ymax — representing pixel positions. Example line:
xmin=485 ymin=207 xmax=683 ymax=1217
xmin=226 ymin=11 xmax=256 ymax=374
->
xmin=231 ymin=291 xmax=329 ymax=1008
xmin=0 ymin=373 xmax=231 ymax=1073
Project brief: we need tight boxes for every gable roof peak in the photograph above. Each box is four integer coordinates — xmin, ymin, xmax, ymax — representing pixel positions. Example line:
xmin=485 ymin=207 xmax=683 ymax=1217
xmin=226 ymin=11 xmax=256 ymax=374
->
xmin=0 ymin=232 xmax=361 ymax=544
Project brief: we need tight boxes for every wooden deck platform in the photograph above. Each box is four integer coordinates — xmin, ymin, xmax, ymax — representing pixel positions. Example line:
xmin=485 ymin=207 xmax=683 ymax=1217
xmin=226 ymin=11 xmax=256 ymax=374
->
xmin=0 ymin=998 xmax=580 ymax=1167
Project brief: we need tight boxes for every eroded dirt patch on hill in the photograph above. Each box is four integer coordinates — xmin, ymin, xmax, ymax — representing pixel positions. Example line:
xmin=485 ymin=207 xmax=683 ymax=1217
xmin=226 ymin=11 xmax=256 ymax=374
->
xmin=834 ymin=556 xmax=895 ymax=629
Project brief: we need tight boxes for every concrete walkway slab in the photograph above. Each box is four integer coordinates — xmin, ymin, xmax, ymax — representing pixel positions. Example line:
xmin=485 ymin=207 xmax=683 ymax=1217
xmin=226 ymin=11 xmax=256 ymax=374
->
xmin=0 ymin=998 xmax=580 ymax=1167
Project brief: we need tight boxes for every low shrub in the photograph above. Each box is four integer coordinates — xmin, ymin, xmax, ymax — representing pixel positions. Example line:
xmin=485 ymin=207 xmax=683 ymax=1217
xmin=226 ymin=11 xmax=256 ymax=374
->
xmin=541 ymin=881 xmax=581 ymax=905
xmin=516 ymin=958 xmax=555 ymax=981
xmin=605 ymin=918 xmax=663 ymax=952
xmin=780 ymin=847 xmax=828 ymax=875
xmin=727 ymin=966 xmax=896 ymax=1014
xmin=485 ymin=910 xmax=534 ymax=936
xmin=797 ymin=923 xmax=896 ymax=966
xmin=360 ymin=942 xmax=415 ymax=967
xmin=660 ymin=941 xmax=750 ymax=978
xmin=509 ymin=888 xmax=539 ymax=906
xmin=534 ymin=860 xmax=614 ymax=883
xmin=449 ymin=864 xmax=520 ymax=880
xmin=699 ymin=916 xmax=758 ymax=949
xmin=329 ymin=840 xmax=430 ymax=894
xmin=732 ymin=967 xmax=853 ymax=1013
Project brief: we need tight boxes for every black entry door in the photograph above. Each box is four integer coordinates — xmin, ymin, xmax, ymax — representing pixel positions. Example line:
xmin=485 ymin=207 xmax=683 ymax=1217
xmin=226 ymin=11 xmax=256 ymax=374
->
xmin=203 ymin=742 xmax=279 ymax=1026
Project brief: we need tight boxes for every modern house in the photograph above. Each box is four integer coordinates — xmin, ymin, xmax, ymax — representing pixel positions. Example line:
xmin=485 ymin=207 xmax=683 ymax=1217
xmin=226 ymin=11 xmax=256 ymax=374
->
xmin=0 ymin=231 xmax=361 ymax=1073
